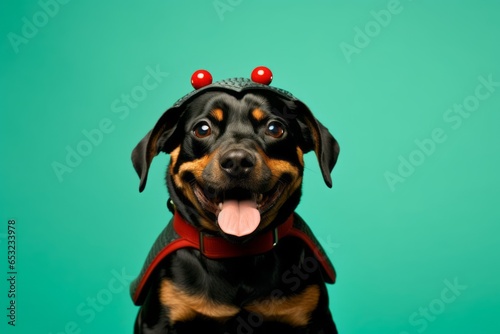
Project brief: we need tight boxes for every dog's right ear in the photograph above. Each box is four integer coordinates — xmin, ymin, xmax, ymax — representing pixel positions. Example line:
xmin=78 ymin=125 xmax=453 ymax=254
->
xmin=131 ymin=107 xmax=183 ymax=192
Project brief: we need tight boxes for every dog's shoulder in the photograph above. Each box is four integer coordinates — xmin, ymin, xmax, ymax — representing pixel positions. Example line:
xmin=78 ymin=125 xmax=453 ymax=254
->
xmin=130 ymin=218 xmax=178 ymax=306
xmin=288 ymin=213 xmax=337 ymax=284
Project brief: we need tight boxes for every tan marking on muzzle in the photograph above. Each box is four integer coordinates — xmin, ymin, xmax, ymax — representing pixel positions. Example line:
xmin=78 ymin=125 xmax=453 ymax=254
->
xmin=254 ymin=147 xmax=302 ymax=228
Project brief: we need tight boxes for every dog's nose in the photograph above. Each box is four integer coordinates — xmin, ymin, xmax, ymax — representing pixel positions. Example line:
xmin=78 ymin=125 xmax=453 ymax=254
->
xmin=220 ymin=149 xmax=255 ymax=177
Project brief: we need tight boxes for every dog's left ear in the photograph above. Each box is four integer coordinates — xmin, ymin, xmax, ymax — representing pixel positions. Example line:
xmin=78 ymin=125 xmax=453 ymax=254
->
xmin=131 ymin=107 xmax=183 ymax=192
xmin=295 ymin=100 xmax=340 ymax=188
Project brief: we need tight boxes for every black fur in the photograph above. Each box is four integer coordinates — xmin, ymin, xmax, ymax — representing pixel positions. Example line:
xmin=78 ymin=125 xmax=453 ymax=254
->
xmin=131 ymin=90 xmax=340 ymax=333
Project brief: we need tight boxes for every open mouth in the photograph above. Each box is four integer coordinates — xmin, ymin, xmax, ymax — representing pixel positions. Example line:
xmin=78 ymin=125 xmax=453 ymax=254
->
xmin=192 ymin=181 xmax=287 ymax=237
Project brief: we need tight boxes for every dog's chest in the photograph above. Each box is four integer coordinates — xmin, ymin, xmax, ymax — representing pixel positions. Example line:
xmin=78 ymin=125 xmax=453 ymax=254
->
xmin=166 ymin=246 xmax=302 ymax=301
xmin=160 ymin=243 xmax=321 ymax=326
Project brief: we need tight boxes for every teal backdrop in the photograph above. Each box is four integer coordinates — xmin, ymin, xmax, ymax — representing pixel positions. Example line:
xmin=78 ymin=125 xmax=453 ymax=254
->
xmin=1 ymin=0 xmax=499 ymax=333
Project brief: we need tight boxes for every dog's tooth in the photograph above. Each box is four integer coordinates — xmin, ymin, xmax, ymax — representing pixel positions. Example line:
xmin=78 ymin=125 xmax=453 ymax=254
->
xmin=218 ymin=203 xmax=223 ymax=210
xmin=257 ymin=194 xmax=264 ymax=202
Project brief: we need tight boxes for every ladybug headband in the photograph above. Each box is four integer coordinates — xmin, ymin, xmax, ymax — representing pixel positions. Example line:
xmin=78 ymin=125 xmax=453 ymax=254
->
xmin=133 ymin=66 xmax=339 ymax=192
xmin=170 ymin=66 xmax=299 ymax=109
xmin=191 ymin=66 xmax=273 ymax=89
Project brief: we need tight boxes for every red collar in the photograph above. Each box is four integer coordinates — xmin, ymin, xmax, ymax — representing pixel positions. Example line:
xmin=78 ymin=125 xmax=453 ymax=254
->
xmin=173 ymin=211 xmax=295 ymax=258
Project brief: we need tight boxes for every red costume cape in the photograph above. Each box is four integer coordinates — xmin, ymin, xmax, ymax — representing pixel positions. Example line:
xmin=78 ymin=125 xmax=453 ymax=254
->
xmin=130 ymin=212 xmax=336 ymax=306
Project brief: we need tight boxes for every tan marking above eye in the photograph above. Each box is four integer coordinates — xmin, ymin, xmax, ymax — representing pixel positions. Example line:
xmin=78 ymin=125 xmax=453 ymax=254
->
xmin=160 ymin=279 xmax=240 ymax=324
xmin=210 ymin=108 xmax=224 ymax=122
xmin=251 ymin=108 xmax=266 ymax=122
xmin=245 ymin=285 xmax=320 ymax=327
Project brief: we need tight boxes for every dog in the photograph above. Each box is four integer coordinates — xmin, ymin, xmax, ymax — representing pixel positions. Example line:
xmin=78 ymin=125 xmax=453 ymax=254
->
xmin=130 ymin=69 xmax=340 ymax=333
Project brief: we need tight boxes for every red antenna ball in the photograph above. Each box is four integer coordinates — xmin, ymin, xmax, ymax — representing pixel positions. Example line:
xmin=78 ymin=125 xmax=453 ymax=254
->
xmin=251 ymin=66 xmax=273 ymax=85
xmin=191 ymin=70 xmax=213 ymax=89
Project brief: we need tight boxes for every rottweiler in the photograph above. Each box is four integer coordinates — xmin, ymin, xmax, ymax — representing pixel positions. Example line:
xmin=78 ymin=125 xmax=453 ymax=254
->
xmin=130 ymin=68 xmax=340 ymax=333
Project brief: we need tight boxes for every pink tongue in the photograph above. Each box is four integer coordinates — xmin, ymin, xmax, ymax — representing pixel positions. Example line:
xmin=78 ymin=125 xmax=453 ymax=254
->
xmin=217 ymin=200 xmax=261 ymax=237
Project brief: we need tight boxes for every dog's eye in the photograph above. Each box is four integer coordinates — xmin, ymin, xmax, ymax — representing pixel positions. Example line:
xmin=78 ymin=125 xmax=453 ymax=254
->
xmin=265 ymin=121 xmax=285 ymax=138
xmin=193 ymin=121 xmax=212 ymax=138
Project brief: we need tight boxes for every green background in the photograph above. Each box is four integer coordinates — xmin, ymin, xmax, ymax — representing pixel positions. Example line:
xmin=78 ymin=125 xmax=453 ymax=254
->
xmin=1 ymin=0 xmax=499 ymax=333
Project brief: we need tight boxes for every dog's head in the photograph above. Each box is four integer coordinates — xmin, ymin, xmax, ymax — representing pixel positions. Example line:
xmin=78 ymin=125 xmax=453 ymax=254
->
xmin=132 ymin=75 xmax=339 ymax=240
